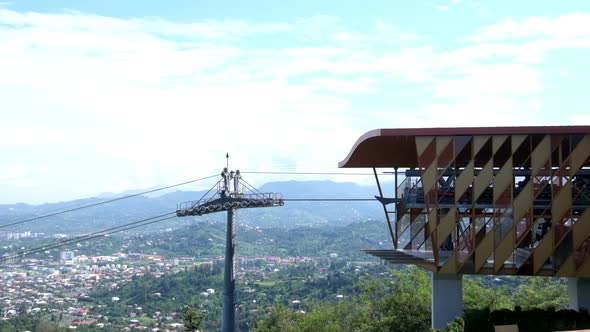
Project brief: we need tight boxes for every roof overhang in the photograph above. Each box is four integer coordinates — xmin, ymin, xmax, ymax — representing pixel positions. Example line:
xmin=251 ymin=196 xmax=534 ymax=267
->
xmin=339 ymin=126 xmax=590 ymax=168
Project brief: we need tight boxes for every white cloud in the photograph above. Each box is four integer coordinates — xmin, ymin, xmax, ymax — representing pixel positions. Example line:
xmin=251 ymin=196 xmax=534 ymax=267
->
xmin=0 ymin=9 xmax=293 ymax=41
xmin=471 ymin=13 xmax=590 ymax=42
xmin=306 ymin=77 xmax=376 ymax=93
xmin=433 ymin=64 xmax=542 ymax=98
xmin=424 ymin=97 xmax=546 ymax=127
xmin=571 ymin=114 xmax=590 ymax=125
xmin=432 ymin=0 xmax=479 ymax=13
xmin=1 ymin=8 xmax=589 ymax=203
xmin=12 ymin=178 xmax=34 ymax=188
xmin=453 ymin=13 xmax=590 ymax=67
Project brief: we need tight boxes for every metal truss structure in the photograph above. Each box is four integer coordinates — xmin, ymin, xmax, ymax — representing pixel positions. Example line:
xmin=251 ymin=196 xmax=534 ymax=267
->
xmin=339 ymin=127 xmax=590 ymax=277
xmin=176 ymin=192 xmax=284 ymax=216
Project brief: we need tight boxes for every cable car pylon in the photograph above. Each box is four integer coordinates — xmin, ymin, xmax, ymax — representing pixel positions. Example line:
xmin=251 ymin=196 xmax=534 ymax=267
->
xmin=176 ymin=165 xmax=284 ymax=332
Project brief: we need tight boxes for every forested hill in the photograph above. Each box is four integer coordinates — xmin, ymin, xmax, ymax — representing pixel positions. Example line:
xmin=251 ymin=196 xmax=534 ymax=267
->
xmin=119 ymin=219 xmax=391 ymax=259
xmin=7 ymin=218 xmax=390 ymax=261
xmin=0 ymin=180 xmax=382 ymax=233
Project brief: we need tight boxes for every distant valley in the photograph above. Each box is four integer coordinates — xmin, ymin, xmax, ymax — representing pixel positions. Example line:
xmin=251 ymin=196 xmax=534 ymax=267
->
xmin=0 ymin=180 xmax=383 ymax=234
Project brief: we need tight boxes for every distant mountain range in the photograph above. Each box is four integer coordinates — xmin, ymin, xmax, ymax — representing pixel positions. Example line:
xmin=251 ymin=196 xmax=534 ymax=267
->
xmin=0 ymin=181 xmax=383 ymax=234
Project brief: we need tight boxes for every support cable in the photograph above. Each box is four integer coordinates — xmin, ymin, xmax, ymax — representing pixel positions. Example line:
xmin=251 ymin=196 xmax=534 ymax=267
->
xmin=283 ymin=198 xmax=377 ymax=201
xmin=190 ymin=179 xmax=223 ymax=208
xmin=2 ymin=197 xmax=378 ymax=263
xmin=199 ymin=179 xmax=222 ymax=201
xmin=1 ymin=212 xmax=177 ymax=263
xmin=1 ymin=170 xmax=387 ymax=263
xmin=239 ymin=179 xmax=263 ymax=195
xmin=0 ymin=174 xmax=218 ymax=230
xmin=241 ymin=171 xmax=394 ymax=176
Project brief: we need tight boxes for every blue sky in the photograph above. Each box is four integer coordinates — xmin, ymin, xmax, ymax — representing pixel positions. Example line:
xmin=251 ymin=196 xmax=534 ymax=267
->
xmin=1 ymin=1 xmax=590 ymax=203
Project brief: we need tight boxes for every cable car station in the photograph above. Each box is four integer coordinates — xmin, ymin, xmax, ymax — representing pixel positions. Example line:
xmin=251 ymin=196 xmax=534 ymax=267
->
xmin=339 ymin=126 xmax=590 ymax=329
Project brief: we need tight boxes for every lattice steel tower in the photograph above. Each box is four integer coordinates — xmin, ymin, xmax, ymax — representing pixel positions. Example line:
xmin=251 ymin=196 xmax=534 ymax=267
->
xmin=176 ymin=166 xmax=283 ymax=332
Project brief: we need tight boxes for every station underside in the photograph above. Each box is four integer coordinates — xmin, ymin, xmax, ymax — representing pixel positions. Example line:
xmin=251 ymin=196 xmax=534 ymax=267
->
xmin=364 ymin=249 xmax=559 ymax=276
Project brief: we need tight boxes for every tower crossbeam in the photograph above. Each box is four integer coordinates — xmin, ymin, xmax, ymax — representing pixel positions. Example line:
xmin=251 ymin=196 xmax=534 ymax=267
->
xmin=175 ymin=166 xmax=283 ymax=332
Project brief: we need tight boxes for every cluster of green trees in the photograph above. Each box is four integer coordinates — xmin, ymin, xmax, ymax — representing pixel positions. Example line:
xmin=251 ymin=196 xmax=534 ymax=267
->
xmin=254 ymin=267 xmax=430 ymax=332
xmin=483 ymin=307 xmax=590 ymax=331
xmin=254 ymin=267 xmax=574 ymax=332
xmin=89 ymin=263 xmax=224 ymax=329
xmin=0 ymin=313 xmax=68 ymax=332
xmin=88 ymin=261 xmax=394 ymax=330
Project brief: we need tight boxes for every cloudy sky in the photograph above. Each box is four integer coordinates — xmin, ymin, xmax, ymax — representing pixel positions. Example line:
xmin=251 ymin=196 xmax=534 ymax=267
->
xmin=1 ymin=0 xmax=590 ymax=203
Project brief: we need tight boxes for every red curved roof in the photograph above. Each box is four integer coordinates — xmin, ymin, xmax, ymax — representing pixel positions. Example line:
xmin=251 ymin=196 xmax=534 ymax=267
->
xmin=339 ymin=126 xmax=590 ymax=168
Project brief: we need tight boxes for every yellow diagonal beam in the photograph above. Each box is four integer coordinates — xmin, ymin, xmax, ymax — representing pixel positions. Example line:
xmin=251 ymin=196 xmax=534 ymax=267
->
xmin=570 ymin=135 xmax=590 ymax=176
xmin=455 ymin=161 xmax=474 ymax=203
xmin=473 ymin=159 xmax=493 ymax=200
xmin=493 ymin=157 xmax=513 ymax=202
xmin=531 ymin=135 xmax=550 ymax=176
xmin=436 ymin=208 xmax=457 ymax=249
xmin=474 ymin=231 xmax=494 ymax=272
xmin=533 ymin=228 xmax=554 ymax=274
xmin=573 ymin=208 xmax=590 ymax=250
xmin=494 ymin=228 xmax=515 ymax=273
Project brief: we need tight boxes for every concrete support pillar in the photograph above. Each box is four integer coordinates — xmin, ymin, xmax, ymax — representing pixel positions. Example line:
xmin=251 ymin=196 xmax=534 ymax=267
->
xmin=432 ymin=273 xmax=463 ymax=330
xmin=568 ymin=278 xmax=590 ymax=311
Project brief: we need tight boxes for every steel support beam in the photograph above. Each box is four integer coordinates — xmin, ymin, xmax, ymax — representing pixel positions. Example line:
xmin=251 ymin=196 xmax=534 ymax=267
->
xmin=568 ymin=277 xmax=590 ymax=311
xmin=222 ymin=209 xmax=238 ymax=332
xmin=432 ymin=273 xmax=463 ymax=330
xmin=373 ymin=168 xmax=396 ymax=248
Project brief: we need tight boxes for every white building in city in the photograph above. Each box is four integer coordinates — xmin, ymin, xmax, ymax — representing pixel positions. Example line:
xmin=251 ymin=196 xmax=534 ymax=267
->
xmin=59 ymin=250 xmax=75 ymax=265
